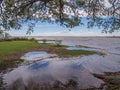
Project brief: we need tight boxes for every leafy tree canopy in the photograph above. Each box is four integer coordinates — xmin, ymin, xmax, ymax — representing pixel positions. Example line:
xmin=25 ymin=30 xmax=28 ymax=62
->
xmin=0 ymin=0 xmax=120 ymax=34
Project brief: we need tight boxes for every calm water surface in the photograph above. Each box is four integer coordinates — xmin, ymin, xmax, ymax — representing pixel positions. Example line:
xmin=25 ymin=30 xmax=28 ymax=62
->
xmin=2 ymin=37 xmax=120 ymax=90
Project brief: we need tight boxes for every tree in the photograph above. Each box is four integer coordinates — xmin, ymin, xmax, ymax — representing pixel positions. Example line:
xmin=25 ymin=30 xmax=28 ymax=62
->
xmin=0 ymin=0 xmax=120 ymax=33
xmin=0 ymin=28 xmax=11 ymax=38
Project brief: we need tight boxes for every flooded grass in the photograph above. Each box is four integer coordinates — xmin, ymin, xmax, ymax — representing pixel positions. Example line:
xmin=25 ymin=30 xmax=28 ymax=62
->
xmin=57 ymin=50 xmax=101 ymax=57
xmin=94 ymin=72 xmax=120 ymax=90
xmin=0 ymin=40 xmax=104 ymax=72
xmin=0 ymin=39 xmax=109 ymax=90
xmin=0 ymin=41 xmax=102 ymax=61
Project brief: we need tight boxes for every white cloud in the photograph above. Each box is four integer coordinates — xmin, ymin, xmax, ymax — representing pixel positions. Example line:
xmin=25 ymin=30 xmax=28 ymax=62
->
xmin=104 ymin=0 xmax=112 ymax=8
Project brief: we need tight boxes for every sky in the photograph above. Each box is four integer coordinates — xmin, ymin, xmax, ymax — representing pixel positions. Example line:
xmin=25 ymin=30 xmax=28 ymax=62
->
xmin=8 ymin=21 xmax=120 ymax=36
xmin=3 ymin=0 xmax=120 ymax=36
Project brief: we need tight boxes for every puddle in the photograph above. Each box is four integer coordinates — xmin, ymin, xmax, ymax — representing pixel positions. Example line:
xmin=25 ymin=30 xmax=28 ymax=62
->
xmin=3 ymin=58 xmax=102 ymax=89
xmin=28 ymin=61 xmax=49 ymax=70
xmin=21 ymin=51 xmax=57 ymax=61
xmin=3 ymin=54 xmax=120 ymax=90
xmin=66 ymin=46 xmax=97 ymax=51
xmin=38 ymin=41 xmax=56 ymax=44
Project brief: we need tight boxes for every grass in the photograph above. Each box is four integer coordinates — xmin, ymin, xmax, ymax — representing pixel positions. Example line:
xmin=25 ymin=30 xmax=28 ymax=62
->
xmin=0 ymin=41 xmax=41 ymax=71
xmin=0 ymin=40 xmax=105 ymax=89
xmin=0 ymin=41 xmax=65 ymax=61
xmin=0 ymin=40 xmax=103 ymax=72
xmin=94 ymin=72 xmax=120 ymax=90
xmin=57 ymin=50 xmax=100 ymax=57
xmin=0 ymin=41 xmax=32 ymax=54
xmin=0 ymin=41 xmax=102 ymax=60
xmin=0 ymin=41 xmax=40 ymax=60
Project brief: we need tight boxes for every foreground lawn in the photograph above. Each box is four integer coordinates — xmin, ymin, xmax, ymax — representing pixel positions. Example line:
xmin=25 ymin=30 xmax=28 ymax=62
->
xmin=0 ymin=41 xmax=41 ymax=60
xmin=0 ymin=41 xmax=42 ymax=71
xmin=0 ymin=41 xmax=40 ymax=56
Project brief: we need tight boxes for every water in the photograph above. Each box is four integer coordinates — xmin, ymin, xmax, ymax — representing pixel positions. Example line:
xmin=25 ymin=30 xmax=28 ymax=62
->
xmin=3 ymin=57 xmax=102 ymax=89
xmin=67 ymin=46 xmax=98 ymax=51
xmin=21 ymin=51 xmax=57 ymax=61
xmin=38 ymin=41 xmax=56 ymax=44
xmin=2 ymin=37 xmax=120 ymax=90
xmin=35 ymin=36 xmax=120 ymax=53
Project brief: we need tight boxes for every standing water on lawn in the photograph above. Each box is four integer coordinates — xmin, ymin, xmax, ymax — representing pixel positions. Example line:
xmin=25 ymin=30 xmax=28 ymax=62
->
xmin=1 ymin=37 xmax=120 ymax=90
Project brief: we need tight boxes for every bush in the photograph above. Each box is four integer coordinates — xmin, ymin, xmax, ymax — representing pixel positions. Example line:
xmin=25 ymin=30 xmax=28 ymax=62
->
xmin=0 ymin=38 xmax=12 ymax=42
xmin=42 ymin=39 xmax=47 ymax=44
xmin=55 ymin=40 xmax=62 ymax=46
xmin=0 ymin=37 xmax=33 ymax=42
xmin=29 ymin=38 xmax=35 ymax=41
xmin=12 ymin=37 xmax=28 ymax=41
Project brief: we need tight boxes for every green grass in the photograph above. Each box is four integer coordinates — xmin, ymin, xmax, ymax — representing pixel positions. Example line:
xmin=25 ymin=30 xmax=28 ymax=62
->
xmin=0 ymin=41 xmax=42 ymax=71
xmin=58 ymin=50 xmax=99 ymax=57
xmin=0 ymin=41 xmax=103 ymax=60
xmin=0 ymin=40 xmax=104 ymax=72
xmin=0 ymin=41 xmax=43 ymax=61
xmin=0 ymin=41 xmax=64 ymax=61
xmin=0 ymin=41 xmax=39 ymax=55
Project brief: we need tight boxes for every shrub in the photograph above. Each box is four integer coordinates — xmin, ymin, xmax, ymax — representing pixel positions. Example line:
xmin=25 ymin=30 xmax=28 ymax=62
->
xmin=42 ymin=39 xmax=47 ymax=44
xmin=0 ymin=37 xmax=30 ymax=42
xmin=29 ymin=38 xmax=35 ymax=41
xmin=55 ymin=40 xmax=62 ymax=46
xmin=12 ymin=37 xmax=28 ymax=41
